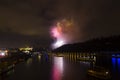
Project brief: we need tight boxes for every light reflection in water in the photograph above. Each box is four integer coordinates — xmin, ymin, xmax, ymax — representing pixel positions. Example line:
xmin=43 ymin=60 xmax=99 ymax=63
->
xmin=26 ymin=58 xmax=33 ymax=65
xmin=52 ymin=57 xmax=63 ymax=80
xmin=112 ymin=57 xmax=120 ymax=73
xmin=38 ymin=54 xmax=41 ymax=61
xmin=118 ymin=58 xmax=120 ymax=72
xmin=0 ymin=68 xmax=14 ymax=80
xmin=7 ymin=69 xmax=14 ymax=75
xmin=112 ymin=57 xmax=116 ymax=72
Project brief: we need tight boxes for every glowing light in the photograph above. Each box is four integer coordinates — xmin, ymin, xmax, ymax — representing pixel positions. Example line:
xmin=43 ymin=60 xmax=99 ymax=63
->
xmin=19 ymin=47 xmax=33 ymax=51
xmin=52 ymin=57 xmax=63 ymax=80
xmin=112 ymin=57 xmax=120 ymax=73
xmin=51 ymin=27 xmax=61 ymax=37
xmin=53 ymin=39 xmax=65 ymax=48
xmin=54 ymin=57 xmax=63 ymax=72
xmin=1 ymin=52 xmax=5 ymax=56
xmin=23 ymin=50 xmax=30 ymax=53
xmin=0 ymin=50 xmax=8 ymax=57
xmin=38 ymin=55 xmax=41 ymax=59
xmin=50 ymin=19 xmax=76 ymax=49
xmin=19 ymin=47 xmax=33 ymax=54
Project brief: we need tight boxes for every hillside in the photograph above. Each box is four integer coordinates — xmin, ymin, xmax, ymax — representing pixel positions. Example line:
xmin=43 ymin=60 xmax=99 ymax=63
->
xmin=53 ymin=35 xmax=120 ymax=52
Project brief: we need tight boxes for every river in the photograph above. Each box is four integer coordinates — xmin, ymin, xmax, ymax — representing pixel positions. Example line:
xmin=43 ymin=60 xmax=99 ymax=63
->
xmin=0 ymin=52 xmax=120 ymax=80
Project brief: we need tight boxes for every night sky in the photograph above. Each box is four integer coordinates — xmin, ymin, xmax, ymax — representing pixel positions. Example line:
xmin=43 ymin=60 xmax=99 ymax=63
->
xmin=0 ymin=0 xmax=120 ymax=48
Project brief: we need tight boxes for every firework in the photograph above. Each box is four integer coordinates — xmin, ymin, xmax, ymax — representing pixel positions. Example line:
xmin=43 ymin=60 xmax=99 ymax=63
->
xmin=50 ymin=19 xmax=79 ymax=49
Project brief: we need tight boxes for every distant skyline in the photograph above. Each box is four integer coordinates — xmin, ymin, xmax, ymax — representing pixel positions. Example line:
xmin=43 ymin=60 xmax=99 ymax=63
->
xmin=0 ymin=0 xmax=120 ymax=48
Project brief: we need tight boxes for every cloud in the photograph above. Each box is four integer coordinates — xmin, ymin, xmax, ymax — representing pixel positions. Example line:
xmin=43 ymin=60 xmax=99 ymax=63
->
xmin=0 ymin=0 xmax=120 ymax=47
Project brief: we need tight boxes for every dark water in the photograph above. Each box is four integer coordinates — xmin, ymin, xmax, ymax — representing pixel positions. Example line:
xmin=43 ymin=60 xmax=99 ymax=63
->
xmin=0 ymin=52 xmax=120 ymax=80
xmin=111 ymin=57 xmax=120 ymax=80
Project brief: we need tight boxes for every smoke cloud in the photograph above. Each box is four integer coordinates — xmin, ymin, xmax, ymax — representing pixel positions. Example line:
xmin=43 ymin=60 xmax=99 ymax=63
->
xmin=50 ymin=18 xmax=82 ymax=49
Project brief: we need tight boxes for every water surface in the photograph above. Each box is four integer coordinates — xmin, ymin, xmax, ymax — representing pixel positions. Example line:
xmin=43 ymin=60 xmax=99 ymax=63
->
xmin=1 ymin=52 xmax=120 ymax=80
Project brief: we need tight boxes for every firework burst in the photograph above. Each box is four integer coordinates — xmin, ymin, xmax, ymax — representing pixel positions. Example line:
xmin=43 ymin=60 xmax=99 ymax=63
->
xmin=50 ymin=19 xmax=78 ymax=49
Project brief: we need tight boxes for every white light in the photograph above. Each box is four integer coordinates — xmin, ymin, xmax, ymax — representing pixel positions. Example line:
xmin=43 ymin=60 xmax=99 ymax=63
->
xmin=0 ymin=52 xmax=5 ymax=56
xmin=54 ymin=57 xmax=63 ymax=72
xmin=106 ymin=71 xmax=109 ymax=74
xmin=53 ymin=39 xmax=65 ymax=49
xmin=23 ymin=50 xmax=30 ymax=53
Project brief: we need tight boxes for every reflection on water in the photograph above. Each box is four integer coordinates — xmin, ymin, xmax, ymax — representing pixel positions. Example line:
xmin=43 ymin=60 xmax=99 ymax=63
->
xmin=26 ymin=58 xmax=33 ymax=65
xmin=0 ymin=68 xmax=14 ymax=80
xmin=1 ymin=52 xmax=120 ymax=80
xmin=112 ymin=57 xmax=116 ymax=72
xmin=52 ymin=57 xmax=63 ymax=80
xmin=118 ymin=58 xmax=120 ymax=73
xmin=38 ymin=54 xmax=41 ymax=61
xmin=112 ymin=56 xmax=120 ymax=80
xmin=112 ymin=57 xmax=120 ymax=71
